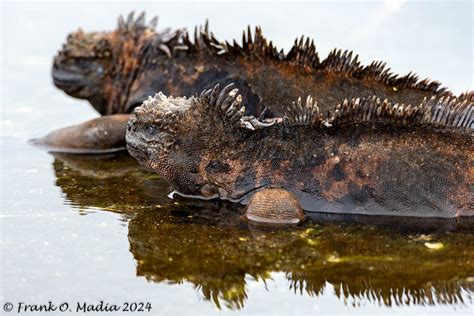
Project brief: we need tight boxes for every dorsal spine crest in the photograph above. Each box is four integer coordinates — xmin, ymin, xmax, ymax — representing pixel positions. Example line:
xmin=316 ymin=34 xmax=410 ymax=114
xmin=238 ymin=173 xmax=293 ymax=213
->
xmin=164 ymin=21 xmax=451 ymax=95
xmin=284 ymin=94 xmax=473 ymax=133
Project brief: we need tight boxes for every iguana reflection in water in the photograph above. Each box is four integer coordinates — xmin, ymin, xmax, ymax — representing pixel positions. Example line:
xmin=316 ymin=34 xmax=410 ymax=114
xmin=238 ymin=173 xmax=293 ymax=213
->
xmin=51 ymin=153 xmax=474 ymax=309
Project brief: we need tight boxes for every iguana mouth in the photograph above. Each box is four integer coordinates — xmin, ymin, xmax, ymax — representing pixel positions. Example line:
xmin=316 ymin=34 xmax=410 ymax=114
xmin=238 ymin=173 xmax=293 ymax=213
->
xmin=125 ymin=137 xmax=150 ymax=162
xmin=167 ymin=183 xmax=269 ymax=203
xmin=52 ymin=67 xmax=87 ymax=89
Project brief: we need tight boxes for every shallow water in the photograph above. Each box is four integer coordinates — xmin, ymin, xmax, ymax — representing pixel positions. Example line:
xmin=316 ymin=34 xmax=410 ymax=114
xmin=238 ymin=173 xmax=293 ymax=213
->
xmin=1 ymin=2 xmax=473 ymax=315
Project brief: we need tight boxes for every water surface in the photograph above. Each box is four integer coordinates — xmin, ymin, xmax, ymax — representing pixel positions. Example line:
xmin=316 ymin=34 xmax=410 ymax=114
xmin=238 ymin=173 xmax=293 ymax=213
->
xmin=1 ymin=2 xmax=473 ymax=315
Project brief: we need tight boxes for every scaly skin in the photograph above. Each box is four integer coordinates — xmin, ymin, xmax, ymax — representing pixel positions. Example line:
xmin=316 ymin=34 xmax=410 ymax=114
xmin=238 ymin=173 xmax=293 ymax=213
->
xmin=52 ymin=12 xmax=453 ymax=116
xmin=126 ymin=83 xmax=473 ymax=222
xmin=40 ymin=11 xmax=467 ymax=153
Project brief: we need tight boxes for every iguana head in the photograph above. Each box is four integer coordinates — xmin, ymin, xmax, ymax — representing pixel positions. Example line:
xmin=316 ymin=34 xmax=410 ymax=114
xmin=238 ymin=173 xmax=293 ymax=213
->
xmin=52 ymin=12 xmax=173 ymax=115
xmin=126 ymin=83 xmax=276 ymax=199
xmin=52 ymin=28 xmax=114 ymax=110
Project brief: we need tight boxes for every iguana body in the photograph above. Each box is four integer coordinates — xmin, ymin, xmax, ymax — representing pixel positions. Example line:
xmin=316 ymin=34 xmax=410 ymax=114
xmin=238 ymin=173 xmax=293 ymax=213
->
xmin=126 ymin=84 xmax=473 ymax=222
xmin=35 ymin=12 xmax=461 ymax=153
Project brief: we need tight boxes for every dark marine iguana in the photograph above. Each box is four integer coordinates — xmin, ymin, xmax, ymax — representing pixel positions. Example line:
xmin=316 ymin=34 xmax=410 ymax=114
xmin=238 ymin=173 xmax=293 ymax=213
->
xmin=34 ymin=11 xmax=465 ymax=153
xmin=125 ymin=83 xmax=473 ymax=224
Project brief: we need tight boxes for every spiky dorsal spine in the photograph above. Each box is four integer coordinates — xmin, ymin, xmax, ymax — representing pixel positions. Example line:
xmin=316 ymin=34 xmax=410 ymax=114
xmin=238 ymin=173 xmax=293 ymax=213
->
xmin=179 ymin=23 xmax=281 ymax=60
xmin=328 ymin=95 xmax=473 ymax=131
xmin=179 ymin=21 xmax=224 ymax=54
xmin=284 ymin=92 xmax=473 ymax=133
xmin=122 ymin=13 xmax=449 ymax=96
xmin=198 ymin=83 xmax=245 ymax=122
xmin=117 ymin=11 xmax=158 ymax=34
xmin=459 ymin=91 xmax=474 ymax=102
xmin=285 ymin=36 xmax=320 ymax=68
xmin=178 ymin=23 xmax=318 ymax=64
xmin=199 ymin=83 xmax=473 ymax=134
xmin=116 ymin=11 xmax=184 ymax=59
xmin=110 ymin=12 xmax=453 ymax=95
xmin=319 ymin=49 xmax=360 ymax=75
xmin=197 ymin=83 xmax=276 ymax=130
xmin=179 ymin=22 xmax=449 ymax=94
xmin=285 ymin=96 xmax=325 ymax=126
xmin=352 ymin=60 xmax=446 ymax=94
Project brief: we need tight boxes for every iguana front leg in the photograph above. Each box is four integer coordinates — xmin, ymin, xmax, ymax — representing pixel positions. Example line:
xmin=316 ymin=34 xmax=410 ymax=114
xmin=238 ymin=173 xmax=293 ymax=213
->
xmin=244 ymin=188 xmax=307 ymax=227
xmin=32 ymin=114 xmax=131 ymax=154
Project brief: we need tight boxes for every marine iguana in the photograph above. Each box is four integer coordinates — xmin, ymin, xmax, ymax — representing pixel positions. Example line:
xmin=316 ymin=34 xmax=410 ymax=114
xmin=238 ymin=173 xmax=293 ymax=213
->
xmin=126 ymin=83 xmax=473 ymax=224
xmin=35 ymin=11 xmax=462 ymax=153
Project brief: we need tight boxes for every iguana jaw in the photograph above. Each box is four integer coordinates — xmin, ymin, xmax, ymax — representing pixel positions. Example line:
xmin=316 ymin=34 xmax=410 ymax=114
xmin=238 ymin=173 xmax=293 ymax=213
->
xmin=52 ymin=66 xmax=87 ymax=91
xmin=52 ymin=28 xmax=115 ymax=115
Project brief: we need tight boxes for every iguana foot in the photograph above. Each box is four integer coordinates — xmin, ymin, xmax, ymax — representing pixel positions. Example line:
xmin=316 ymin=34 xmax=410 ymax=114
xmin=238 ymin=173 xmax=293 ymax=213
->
xmin=244 ymin=188 xmax=306 ymax=226
xmin=31 ymin=114 xmax=131 ymax=154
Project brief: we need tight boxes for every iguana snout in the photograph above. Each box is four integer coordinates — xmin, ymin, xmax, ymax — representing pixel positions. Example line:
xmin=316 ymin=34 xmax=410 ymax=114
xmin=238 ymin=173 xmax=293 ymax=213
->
xmin=53 ymin=29 xmax=113 ymax=108
xmin=126 ymin=92 xmax=214 ymax=197
xmin=52 ymin=12 xmax=164 ymax=115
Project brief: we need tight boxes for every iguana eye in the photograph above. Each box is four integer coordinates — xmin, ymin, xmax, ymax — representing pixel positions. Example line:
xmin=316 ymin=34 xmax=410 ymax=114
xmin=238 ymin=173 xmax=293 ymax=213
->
xmin=145 ymin=126 xmax=156 ymax=136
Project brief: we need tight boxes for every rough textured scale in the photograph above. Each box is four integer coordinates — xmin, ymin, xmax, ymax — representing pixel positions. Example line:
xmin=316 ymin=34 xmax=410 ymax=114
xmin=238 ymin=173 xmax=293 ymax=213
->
xmin=53 ymin=11 xmax=451 ymax=118
xmin=40 ymin=11 xmax=469 ymax=153
xmin=126 ymin=83 xmax=473 ymax=220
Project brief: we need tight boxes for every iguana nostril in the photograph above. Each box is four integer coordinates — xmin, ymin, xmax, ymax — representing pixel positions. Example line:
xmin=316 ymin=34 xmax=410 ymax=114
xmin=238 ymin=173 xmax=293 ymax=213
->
xmin=145 ymin=126 xmax=156 ymax=136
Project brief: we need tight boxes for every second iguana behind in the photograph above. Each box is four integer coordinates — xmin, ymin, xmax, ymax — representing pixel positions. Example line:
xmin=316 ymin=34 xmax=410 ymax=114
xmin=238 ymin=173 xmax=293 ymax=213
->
xmin=35 ymin=12 xmax=464 ymax=153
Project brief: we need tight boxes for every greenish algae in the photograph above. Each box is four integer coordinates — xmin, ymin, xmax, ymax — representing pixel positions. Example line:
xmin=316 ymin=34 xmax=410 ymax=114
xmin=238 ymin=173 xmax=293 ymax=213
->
xmin=52 ymin=152 xmax=474 ymax=310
